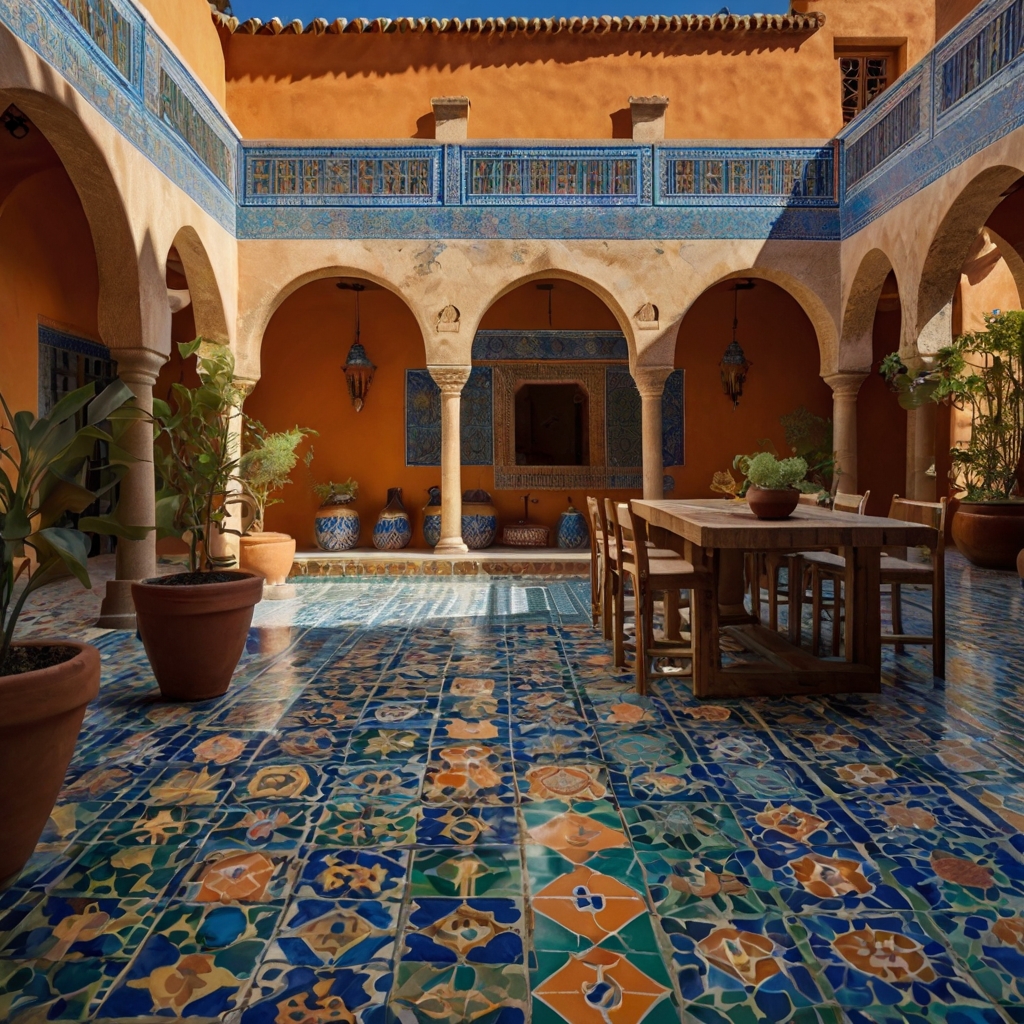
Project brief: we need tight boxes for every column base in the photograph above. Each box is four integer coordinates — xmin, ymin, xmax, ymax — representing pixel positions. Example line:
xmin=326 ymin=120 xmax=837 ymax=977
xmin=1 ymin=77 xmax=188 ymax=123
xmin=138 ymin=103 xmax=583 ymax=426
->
xmin=435 ymin=537 xmax=469 ymax=554
xmin=263 ymin=582 xmax=297 ymax=601
xmin=96 ymin=580 xmax=138 ymax=630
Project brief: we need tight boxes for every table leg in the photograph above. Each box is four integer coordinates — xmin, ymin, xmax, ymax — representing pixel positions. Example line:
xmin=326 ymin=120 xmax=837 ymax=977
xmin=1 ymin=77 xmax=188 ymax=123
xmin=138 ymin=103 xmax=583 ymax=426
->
xmin=845 ymin=545 xmax=882 ymax=679
xmin=692 ymin=547 xmax=719 ymax=698
xmin=719 ymin=549 xmax=752 ymax=625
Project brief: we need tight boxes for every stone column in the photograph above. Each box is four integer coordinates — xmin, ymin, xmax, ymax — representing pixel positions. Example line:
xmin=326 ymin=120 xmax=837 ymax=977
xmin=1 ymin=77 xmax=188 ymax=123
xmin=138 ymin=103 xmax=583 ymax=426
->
xmin=633 ymin=366 xmax=673 ymax=500
xmin=429 ymin=366 xmax=471 ymax=553
xmin=97 ymin=348 xmax=167 ymax=629
xmin=904 ymin=354 xmax=938 ymax=502
xmin=824 ymin=372 xmax=868 ymax=494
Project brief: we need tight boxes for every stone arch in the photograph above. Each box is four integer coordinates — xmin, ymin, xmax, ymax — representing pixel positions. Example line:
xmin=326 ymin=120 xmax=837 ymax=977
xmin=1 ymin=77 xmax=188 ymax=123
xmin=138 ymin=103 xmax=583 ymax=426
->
xmin=916 ymin=164 xmax=1024 ymax=343
xmin=0 ymin=86 xmax=142 ymax=353
xmin=470 ymin=268 xmax=638 ymax=364
xmin=241 ymin=263 xmax=427 ymax=376
xmin=169 ymin=226 xmax=229 ymax=345
xmin=840 ymin=249 xmax=900 ymax=372
xmin=673 ymin=266 xmax=840 ymax=375
xmin=982 ymin=227 xmax=1024 ymax=308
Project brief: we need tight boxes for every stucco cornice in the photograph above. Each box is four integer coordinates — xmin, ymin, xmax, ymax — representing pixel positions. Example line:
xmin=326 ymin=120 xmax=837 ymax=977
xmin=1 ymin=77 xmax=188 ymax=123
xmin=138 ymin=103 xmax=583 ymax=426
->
xmin=213 ymin=10 xmax=825 ymax=37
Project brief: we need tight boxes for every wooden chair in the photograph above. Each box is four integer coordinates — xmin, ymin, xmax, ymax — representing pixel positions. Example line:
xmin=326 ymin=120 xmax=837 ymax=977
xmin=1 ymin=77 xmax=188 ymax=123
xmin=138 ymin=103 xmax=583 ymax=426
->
xmin=806 ymin=495 xmax=946 ymax=676
xmin=586 ymin=496 xmax=611 ymax=636
xmin=603 ymin=498 xmax=633 ymax=667
xmin=754 ymin=492 xmax=869 ymax=639
xmin=612 ymin=502 xmax=709 ymax=694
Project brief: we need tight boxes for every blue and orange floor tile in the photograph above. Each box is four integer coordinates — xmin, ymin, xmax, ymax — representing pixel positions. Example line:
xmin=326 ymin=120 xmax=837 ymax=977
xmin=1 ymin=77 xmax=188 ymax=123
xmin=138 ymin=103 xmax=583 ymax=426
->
xmin=1 ymin=556 xmax=1023 ymax=1022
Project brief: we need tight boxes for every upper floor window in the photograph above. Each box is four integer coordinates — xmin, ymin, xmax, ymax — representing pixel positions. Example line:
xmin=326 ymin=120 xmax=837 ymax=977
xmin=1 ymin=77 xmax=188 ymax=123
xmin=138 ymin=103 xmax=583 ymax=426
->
xmin=839 ymin=54 xmax=891 ymax=123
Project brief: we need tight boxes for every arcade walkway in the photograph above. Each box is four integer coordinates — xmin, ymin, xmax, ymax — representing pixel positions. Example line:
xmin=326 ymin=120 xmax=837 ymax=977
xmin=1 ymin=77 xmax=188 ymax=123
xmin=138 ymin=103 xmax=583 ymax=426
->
xmin=1 ymin=558 xmax=1023 ymax=1022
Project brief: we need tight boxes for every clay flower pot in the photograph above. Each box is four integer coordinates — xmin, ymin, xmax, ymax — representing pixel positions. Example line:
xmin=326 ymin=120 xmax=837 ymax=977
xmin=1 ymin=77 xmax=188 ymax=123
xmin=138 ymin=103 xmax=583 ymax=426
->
xmin=0 ymin=642 xmax=100 ymax=886
xmin=132 ymin=572 xmax=264 ymax=702
xmin=951 ymin=501 xmax=1024 ymax=569
xmin=239 ymin=532 xmax=296 ymax=586
xmin=746 ymin=486 xmax=800 ymax=520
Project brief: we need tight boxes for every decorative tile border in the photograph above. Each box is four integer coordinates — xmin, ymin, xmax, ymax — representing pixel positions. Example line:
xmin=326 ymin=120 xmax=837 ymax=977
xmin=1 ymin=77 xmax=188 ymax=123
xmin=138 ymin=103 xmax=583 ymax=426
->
xmin=405 ymin=367 xmax=493 ymax=467
xmin=472 ymin=331 xmax=628 ymax=361
xmin=290 ymin=555 xmax=590 ymax=577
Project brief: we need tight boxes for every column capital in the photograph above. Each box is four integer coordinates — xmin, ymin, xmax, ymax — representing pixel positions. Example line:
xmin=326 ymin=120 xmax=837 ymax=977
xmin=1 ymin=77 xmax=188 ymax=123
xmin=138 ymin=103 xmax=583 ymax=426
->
xmin=632 ymin=364 xmax=673 ymax=398
xmin=113 ymin=347 xmax=167 ymax=387
xmin=824 ymin=371 xmax=868 ymax=399
xmin=233 ymin=377 xmax=258 ymax=401
xmin=429 ymin=364 xmax=472 ymax=394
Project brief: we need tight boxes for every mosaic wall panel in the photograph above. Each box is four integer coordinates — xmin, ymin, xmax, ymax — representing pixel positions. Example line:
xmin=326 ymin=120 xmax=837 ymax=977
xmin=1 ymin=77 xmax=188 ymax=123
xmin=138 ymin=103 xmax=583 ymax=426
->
xmin=37 ymin=324 xmax=115 ymax=417
xmin=845 ymin=84 xmax=923 ymax=186
xmin=405 ymin=368 xmax=493 ymax=467
xmin=159 ymin=69 xmax=233 ymax=189
xmin=605 ymin=367 xmax=684 ymax=468
xmin=939 ymin=0 xmax=1024 ymax=112
xmin=657 ymin=148 xmax=835 ymax=206
xmin=472 ymin=330 xmax=629 ymax=361
xmin=243 ymin=147 xmax=443 ymax=206
xmin=460 ymin=147 xmax=652 ymax=205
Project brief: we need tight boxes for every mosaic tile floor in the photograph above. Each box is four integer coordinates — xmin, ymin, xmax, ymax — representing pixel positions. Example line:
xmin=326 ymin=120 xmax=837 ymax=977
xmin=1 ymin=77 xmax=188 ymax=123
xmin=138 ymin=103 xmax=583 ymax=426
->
xmin=2 ymin=555 xmax=1024 ymax=1023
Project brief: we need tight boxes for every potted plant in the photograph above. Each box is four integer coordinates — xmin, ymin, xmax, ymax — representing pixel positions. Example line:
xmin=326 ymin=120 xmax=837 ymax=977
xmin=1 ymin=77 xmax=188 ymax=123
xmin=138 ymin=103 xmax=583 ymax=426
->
xmin=238 ymin=420 xmax=315 ymax=587
xmin=1 ymin=378 xmax=146 ymax=884
xmin=136 ymin=340 xmax=264 ymax=702
xmin=313 ymin=478 xmax=360 ymax=551
xmin=882 ymin=310 xmax=1024 ymax=569
xmin=733 ymin=451 xmax=809 ymax=519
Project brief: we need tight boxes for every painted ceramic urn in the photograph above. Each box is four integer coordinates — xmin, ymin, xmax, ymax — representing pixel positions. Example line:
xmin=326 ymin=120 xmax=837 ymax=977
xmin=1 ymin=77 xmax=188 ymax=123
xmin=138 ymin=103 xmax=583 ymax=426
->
xmin=423 ymin=486 xmax=442 ymax=547
xmin=314 ymin=496 xmax=360 ymax=551
xmin=557 ymin=497 xmax=590 ymax=549
xmin=373 ymin=487 xmax=413 ymax=550
xmin=461 ymin=489 xmax=498 ymax=549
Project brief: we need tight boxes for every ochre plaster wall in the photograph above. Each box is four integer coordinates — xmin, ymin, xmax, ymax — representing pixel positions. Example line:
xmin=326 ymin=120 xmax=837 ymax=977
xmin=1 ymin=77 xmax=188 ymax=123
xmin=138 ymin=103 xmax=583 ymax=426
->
xmin=223 ymin=1 xmax=932 ymax=142
xmin=0 ymin=167 xmax=100 ymax=419
xmin=137 ymin=0 xmax=227 ymax=107
xmin=672 ymin=281 xmax=833 ymax=498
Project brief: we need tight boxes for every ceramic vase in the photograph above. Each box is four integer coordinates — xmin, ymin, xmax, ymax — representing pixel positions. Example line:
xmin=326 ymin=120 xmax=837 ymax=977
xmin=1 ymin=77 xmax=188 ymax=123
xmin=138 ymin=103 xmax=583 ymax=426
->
xmin=461 ymin=489 xmax=498 ymax=550
xmin=373 ymin=488 xmax=413 ymax=550
xmin=951 ymin=501 xmax=1024 ymax=569
xmin=423 ymin=486 xmax=442 ymax=548
xmin=557 ymin=500 xmax=590 ymax=549
xmin=746 ymin=486 xmax=799 ymax=520
xmin=315 ymin=500 xmax=360 ymax=551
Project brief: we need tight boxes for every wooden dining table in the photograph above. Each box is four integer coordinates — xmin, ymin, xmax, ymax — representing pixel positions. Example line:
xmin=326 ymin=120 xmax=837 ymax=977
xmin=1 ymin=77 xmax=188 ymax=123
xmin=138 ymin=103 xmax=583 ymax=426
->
xmin=631 ymin=498 xmax=937 ymax=698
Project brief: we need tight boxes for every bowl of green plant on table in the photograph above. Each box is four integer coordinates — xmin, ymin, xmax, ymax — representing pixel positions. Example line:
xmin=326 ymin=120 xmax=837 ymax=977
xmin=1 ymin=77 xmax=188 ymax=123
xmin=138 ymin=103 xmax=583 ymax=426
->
xmin=0 ymin=377 xmax=146 ymax=885
xmin=734 ymin=451 xmax=809 ymax=519
xmin=238 ymin=420 xmax=315 ymax=588
xmin=882 ymin=309 xmax=1024 ymax=568
xmin=134 ymin=339 xmax=264 ymax=702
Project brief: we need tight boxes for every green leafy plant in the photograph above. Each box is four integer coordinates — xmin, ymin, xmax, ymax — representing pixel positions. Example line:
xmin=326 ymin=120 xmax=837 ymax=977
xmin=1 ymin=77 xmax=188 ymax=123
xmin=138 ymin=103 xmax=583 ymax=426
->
xmin=153 ymin=339 xmax=249 ymax=572
xmin=780 ymin=406 xmax=835 ymax=494
xmin=881 ymin=310 xmax=1024 ymax=501
xmin=313 ymin=478 xmax=358 ymax=506
xmin=1 ymin=380 xmax=149 ymax=671
xmin=238 ymin=421 xmax=316 ymax=532
xmin=733 ymin=451 xmax=808 ymax=492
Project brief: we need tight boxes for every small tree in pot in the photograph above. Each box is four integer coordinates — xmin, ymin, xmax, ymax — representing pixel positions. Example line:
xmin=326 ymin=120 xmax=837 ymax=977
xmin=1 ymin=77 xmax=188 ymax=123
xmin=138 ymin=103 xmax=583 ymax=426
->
xmin=0 ymin=378 xmax=146 ymax=884
xmin=734 ymin=451 xmax=809 ymax=519
xmin=237 ymin=420 xmax=315 ymax=587
xmin=882 ymin=309 xmax=1024 ymax=568
xmin=137 ymin=339 xmax=264 ymax=701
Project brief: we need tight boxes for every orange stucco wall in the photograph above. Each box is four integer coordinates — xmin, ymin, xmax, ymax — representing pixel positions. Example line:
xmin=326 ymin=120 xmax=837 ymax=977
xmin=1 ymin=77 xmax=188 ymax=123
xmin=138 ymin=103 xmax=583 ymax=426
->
xmin=224 ymin=0 xmax=935 ymax=141
xmin=935 ymin=0 xmax=987 ymax=38
xmin=0 ymin=167 xmax=100 ymax=420
xmin=137 ymin=0 xmax=227 ymax=107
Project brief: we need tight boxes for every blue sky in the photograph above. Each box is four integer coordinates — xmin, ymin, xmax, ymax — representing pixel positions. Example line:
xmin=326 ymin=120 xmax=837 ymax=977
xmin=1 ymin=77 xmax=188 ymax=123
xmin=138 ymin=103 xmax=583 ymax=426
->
xmin=228 ymin=0 xmax=785 ymax=22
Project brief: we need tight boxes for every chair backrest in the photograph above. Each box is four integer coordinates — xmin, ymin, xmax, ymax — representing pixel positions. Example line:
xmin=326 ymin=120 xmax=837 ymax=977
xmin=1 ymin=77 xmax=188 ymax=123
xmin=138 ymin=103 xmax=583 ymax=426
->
xmin=603 ymin=498 xmax=623 ymax=569
xmin=834 ymin=490 xmax=871 ymax=516
xmin=586 ymin=496 xmax=604 ymax=561
xmin=627 ymin=501 xmax=653 ymax=579
xmin=887 ymin=495 xmax=947 ymax=556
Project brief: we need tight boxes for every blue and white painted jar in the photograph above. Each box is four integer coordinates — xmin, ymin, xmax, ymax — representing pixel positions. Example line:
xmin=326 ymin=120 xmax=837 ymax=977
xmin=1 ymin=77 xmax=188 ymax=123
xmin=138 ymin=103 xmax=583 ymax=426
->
xmin=314 ymin=501 xmax=360 ymax=551
xmin=557 ymin=499 xmax=590 ymax=549
xmin=422 ymin=486 xmax=442 ymax=547
xmin=461 ymin=489 xmax=498 ymax=550
xmin=373 ymin=488 xmax=413 ymax=550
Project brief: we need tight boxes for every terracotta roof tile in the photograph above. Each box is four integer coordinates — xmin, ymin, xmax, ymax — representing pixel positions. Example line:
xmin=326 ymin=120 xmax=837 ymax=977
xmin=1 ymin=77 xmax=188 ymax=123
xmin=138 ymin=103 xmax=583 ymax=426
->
xmin=213 ymin=9 xmax=824 ymax=35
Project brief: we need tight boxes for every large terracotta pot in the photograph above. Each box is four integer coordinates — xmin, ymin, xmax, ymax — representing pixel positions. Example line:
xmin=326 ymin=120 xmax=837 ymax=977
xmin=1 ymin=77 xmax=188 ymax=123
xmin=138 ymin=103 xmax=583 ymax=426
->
xmin=746 ymin=486 xmax=800 ymax=520
xmin=132 ymin=572 xmax=264 ymax=702
xmin=0 ymin=641 xmax=99 ymax=886
xmin=240 ymin=532 xmax=296 ymax=586
xmin=951 ymin=501 xmax=1024 ymax=570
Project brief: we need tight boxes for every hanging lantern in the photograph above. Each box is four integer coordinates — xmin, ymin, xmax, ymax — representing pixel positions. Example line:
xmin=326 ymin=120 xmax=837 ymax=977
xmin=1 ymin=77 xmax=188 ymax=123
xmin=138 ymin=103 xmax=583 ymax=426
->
xmin=339 ymin=282 xmax=375 ymax=412
xmin=720 ymin=280 xmax=754 ymax=408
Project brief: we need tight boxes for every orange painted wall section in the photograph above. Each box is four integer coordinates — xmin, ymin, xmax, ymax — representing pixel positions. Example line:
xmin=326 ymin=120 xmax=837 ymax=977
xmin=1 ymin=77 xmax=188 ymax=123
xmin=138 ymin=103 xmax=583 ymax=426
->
xmin=935 ymin=0 xmax=987 ymax=38
xmin=672 ymin=282 xmax=833 ymax=498
xmin=0 ymin=168 xmax=100 ymax=420
xmin=137 ymin=0 xmax=227 ymax=107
